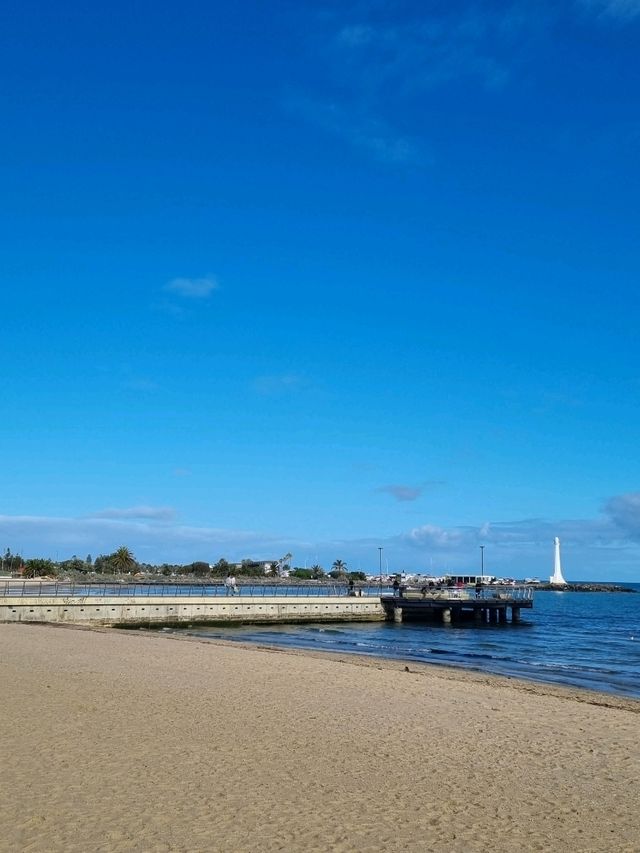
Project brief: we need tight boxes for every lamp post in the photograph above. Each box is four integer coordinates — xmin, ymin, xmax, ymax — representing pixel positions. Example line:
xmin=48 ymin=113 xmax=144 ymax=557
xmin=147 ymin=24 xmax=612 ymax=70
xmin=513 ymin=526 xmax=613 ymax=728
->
xmin=480 ymin=545 xmax=485 ymax=580
xmin=378 ymin=547 xmax=383 ymax=591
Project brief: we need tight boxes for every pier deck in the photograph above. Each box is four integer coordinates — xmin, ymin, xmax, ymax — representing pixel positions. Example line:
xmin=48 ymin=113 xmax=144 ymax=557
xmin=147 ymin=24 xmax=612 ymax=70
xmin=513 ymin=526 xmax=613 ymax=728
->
xmin=381 ymin=585 xmax=533 ymax=625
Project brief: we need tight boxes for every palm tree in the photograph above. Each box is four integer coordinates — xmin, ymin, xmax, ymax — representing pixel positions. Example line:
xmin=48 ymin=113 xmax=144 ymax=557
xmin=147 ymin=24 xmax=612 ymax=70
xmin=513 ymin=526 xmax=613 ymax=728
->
xmin=331 ymin=559 xmax=347 ymax=576
xmin=109 ymin=546 xmax=137 ymax=574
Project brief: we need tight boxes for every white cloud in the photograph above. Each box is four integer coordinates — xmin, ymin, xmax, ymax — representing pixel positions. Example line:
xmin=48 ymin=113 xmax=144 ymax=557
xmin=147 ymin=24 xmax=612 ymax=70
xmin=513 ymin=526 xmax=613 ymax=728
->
xmin=2 ymin=491 xmax=640 ymax=579
xmin=336 ymin=24 xmax=376 ymax=47
xmin=405 ymin=523 xmax=469 ymax=548
xmin=0 ymin=513 xmax=287 ymax=563
xmin=331 ymin=11 xmax=515 ymax=94
xmin=287 ymin=7 xmax=527 ymax=166
xmin=89 ymin=506 xmax=176 ymax=521
xmin=404 ymin=514 xmax=622 ymax=555
xmin=284 ymin=92 xmax=423 ymax=166
xmin=579 ymin=0 xmax=640 ymax=19
xmin=163 ymin=275 xmax=219 ymax=299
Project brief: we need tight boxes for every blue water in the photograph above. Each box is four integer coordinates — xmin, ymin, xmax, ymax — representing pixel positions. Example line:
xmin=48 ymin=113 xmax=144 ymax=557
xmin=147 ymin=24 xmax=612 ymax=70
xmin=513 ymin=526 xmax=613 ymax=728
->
xmin=184 ymin=585 xmax=640 ymax=700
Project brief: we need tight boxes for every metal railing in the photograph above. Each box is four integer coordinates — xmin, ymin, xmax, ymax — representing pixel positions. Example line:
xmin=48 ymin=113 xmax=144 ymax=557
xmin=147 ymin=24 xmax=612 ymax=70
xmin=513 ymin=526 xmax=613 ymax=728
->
xmin=0 ymin=580 xmax=392 ymax=599
xmin=395 ymin=584 xmax=534 ymax=602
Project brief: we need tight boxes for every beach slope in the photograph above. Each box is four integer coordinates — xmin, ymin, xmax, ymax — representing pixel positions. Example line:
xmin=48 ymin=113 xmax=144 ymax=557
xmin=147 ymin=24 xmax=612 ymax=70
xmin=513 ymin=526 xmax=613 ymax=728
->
xmin=1 ymin=623 xmax=638 ymax=852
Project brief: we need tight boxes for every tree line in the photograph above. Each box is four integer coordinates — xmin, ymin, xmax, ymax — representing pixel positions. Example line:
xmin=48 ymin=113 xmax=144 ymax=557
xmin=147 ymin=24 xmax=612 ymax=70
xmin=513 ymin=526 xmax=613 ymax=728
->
xmin=2 ymin=547 xmax=366 ymax=581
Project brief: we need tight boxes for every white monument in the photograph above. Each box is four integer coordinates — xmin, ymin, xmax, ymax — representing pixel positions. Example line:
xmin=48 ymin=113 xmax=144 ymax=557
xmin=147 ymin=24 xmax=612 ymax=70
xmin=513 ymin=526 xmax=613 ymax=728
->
xmin=549 ymin=536 xmax=567 ymax=585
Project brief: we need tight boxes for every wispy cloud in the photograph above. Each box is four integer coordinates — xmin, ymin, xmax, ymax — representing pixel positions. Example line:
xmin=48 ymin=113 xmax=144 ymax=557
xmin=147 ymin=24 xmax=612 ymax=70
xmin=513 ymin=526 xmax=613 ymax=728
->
xmin=287 ymin=5 xmax=529 ymax=166
xmin=332 ymin=13 xmax=513 ymax=94
xmin=291 ymin=2 xmax=638 ymax=169
xmin=603 ymin=492 xmax=640 ymax=538
xmin=3 ymin=492 xmax=640 ymax=579
xmin=578 ymin=0 xmax=640 ymax=20
xmin=284 ymin=92 xmax=423 ymax=165
xmin=403 ymin=514 xmax=617 ymax=553
xmin=252 ymin=373 xmax=309 ymax=395
xmin=376 ymin=484 xmax=424 ymax=502
xmin=0 ymin=513 xmax=288 ymax=562
xmin=376 ymin=480 xmax=445 ymax=502
xmin=89 ymin=506 xmax=177 ymax=521
xmin=163 ymin=275 xmax=219 ymax=299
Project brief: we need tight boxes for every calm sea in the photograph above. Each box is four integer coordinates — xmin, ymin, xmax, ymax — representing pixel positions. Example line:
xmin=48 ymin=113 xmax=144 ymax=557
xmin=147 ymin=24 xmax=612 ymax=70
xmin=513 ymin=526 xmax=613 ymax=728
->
xmin=184 ymin=584 xmax=640 ymax=700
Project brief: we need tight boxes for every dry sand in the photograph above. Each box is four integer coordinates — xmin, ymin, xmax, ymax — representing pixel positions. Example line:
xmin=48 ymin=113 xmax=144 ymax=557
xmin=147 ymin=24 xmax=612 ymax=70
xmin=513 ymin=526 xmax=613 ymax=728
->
xmin=1 ymin=623 xmax=638 ymax=853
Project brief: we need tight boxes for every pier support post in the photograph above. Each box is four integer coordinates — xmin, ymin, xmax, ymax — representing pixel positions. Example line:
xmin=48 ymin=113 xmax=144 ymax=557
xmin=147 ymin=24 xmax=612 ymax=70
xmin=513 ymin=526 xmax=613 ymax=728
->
xmin=511 ymin=606 xmax=521 ymax=624
xmin=393 ymin=606 xmax=403 ymax=624
xmin=474 ymin=608 xmax=482 ymax=624
xmin=499 ymin=608 xmax=507 ymax=625
xmin=489 ymin=608 xmax=498 ymax=624
xmin=442 ymin=608 xmax=451 ymax=624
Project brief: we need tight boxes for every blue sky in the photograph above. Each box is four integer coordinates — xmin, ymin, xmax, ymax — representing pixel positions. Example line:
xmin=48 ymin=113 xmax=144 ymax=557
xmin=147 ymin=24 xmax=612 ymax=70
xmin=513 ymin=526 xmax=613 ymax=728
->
xmin=2 ymin=0 xmax=640 ymax=579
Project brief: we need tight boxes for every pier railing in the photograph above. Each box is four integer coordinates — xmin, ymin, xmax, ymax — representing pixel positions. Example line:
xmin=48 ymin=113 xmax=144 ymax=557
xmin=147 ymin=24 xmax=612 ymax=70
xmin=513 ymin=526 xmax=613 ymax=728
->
xmin=0 ymin=580 xmax=392 ymax=599
xmin=0 ymin=580 xmax=533 ymax=602
xmin=398 ymin=585 xmax=534 ymax=602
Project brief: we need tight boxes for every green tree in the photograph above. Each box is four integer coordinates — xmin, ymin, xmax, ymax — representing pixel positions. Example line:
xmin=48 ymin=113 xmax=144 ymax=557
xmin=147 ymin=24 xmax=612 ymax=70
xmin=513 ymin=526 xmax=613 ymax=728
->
xmin=211 ymin=558 xmax=230 ymax=577
xmin=23 ymin=558 xmax=56 ymax=578
xmin=330 ymin=559 xmax=347 ymax=578
xmin=60 ymin=557 xmax=87 ymax=573
xmin=109 ymin=546 xmax=137 ymax=574
xmin=348 ymin=571 xmax=366 ymax=582
xmin=2 ymin=548 xmax=24 ymax=574
xmin=290 ymin=568 xmax=313 ymax=580
xmin=310 ymin=564 xmax=325 ymax=579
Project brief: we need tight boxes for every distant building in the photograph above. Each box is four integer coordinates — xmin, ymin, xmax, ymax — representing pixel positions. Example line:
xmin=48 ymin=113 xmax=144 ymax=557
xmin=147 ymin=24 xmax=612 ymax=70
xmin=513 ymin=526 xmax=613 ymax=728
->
xmin=233 ymin=559 xmax=277 ymax=575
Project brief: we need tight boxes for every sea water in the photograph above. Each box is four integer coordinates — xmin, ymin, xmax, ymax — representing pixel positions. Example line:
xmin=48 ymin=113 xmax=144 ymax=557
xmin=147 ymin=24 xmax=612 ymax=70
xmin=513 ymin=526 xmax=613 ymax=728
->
xmin=185 ymin=585 xmax=640 ymax=699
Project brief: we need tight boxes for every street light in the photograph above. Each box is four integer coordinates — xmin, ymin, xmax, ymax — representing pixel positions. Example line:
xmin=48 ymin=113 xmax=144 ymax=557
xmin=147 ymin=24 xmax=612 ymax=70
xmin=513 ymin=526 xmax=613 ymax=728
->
xmin=480 ymin=545 xmax=485 ymax=580
xmin=378 ymin=547 xmax=383 ymax=590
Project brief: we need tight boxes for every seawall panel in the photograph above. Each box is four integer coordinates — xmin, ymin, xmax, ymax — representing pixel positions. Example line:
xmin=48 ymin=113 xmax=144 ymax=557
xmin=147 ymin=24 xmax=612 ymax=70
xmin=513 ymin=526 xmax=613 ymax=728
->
xmin=0 ymin=595 xmax=385 ymax=626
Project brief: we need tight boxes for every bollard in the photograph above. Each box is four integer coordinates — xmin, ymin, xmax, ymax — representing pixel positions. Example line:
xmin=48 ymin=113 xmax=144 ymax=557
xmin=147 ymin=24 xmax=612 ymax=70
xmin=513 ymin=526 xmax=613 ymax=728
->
xmin=393 ymin=606 xmax=403 ymax=624
xmin=442 ymin=608 xmax=451 ymax=624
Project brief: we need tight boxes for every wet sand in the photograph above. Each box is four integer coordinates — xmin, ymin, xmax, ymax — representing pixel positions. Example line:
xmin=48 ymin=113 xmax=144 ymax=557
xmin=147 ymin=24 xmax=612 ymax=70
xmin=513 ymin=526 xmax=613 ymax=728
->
xmin=1 ymin=623 xmax=638 ymax=852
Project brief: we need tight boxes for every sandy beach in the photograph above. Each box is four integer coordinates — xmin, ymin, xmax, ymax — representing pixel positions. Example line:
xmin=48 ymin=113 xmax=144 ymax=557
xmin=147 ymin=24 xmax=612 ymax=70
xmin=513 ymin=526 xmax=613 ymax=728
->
xmin=1 ymin=623 xmax=638 ymax=852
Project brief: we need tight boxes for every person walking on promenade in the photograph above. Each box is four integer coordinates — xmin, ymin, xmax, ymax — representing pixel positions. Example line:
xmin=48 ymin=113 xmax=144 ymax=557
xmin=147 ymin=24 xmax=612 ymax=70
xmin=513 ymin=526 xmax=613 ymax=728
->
xmin=225 ymin=574 xmax=234 ymax=596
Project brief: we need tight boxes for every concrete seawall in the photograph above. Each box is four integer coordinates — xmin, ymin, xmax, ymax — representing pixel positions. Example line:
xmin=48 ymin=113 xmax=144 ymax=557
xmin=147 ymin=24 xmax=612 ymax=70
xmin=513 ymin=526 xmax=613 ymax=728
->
xmin=0 ymin=595 xmax=385 ymax=627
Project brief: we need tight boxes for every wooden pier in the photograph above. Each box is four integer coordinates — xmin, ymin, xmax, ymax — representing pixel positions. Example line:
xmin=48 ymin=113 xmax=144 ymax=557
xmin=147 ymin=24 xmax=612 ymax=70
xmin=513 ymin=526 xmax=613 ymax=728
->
xmin=381 ymin=585 xmax=533 ymax=625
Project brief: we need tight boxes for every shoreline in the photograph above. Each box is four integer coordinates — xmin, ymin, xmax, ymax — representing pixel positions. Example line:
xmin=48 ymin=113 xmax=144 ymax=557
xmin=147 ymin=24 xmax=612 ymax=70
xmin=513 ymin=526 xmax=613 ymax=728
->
xmin=125 ymin=623 xmax=640 ymax=714
xmin=158 ymin=620 xmax=640 ymax=704
xmin=2 ymin=622 xmax=639 ymax=852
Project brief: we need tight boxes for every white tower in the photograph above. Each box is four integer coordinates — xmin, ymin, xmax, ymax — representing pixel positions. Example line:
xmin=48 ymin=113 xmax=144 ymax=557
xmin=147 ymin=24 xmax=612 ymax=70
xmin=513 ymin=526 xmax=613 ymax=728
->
xmin=549 ymin=537 xmax=567 ymax=585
